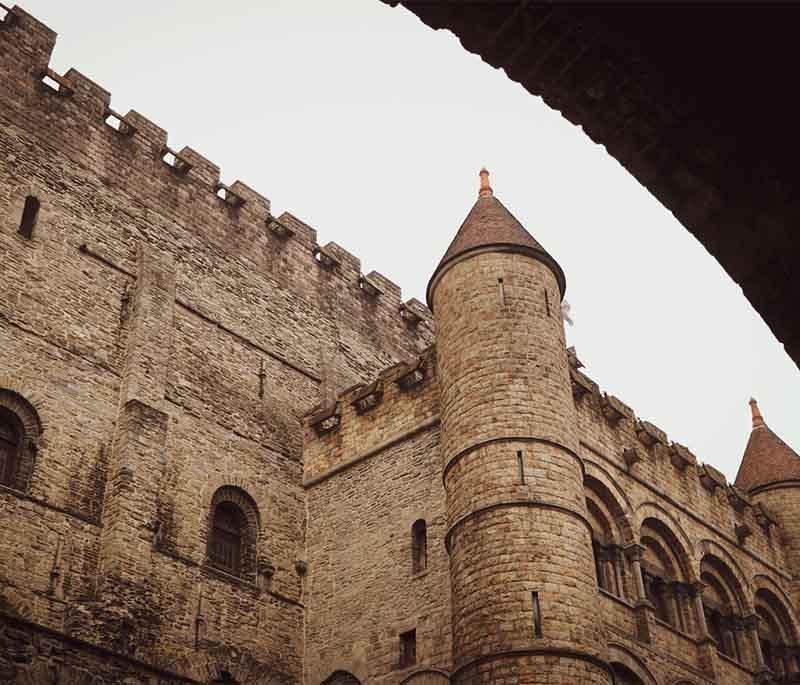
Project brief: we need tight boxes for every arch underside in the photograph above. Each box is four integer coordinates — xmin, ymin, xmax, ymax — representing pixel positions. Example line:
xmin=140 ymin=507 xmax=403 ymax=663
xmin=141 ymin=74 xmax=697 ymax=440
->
xmin=384 ymin=1 xmax=800 ymax=369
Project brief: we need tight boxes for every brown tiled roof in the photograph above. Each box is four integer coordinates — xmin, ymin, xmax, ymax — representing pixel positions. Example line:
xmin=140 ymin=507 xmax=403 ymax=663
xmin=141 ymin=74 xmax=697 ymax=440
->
xmin=734 ymin=399 xmax=800 ymax=492
xmin=426 ymin=170 xmax=565 ymax=307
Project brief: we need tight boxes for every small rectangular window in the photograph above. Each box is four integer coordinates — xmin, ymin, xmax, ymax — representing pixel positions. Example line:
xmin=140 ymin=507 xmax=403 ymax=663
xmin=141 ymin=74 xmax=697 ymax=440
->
xmin=18 ymin=195 xmax=40 ymax=239
xmin=412 ymin=520 xmax=427 ymax=574
xmin=399 ymin=629 xmax=416 ymax=668
xmin=532 ymin=592 xmax=542 ymax=638
xmin=517 ymin=450 xmax=525 ymax=484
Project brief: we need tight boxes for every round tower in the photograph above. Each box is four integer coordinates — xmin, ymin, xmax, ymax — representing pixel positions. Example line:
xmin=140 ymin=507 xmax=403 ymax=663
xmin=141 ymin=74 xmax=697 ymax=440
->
xmin=428 ymin=170 xmax=610 ymax=684
xmin=735 ymin=398 xmax=800 ymax=607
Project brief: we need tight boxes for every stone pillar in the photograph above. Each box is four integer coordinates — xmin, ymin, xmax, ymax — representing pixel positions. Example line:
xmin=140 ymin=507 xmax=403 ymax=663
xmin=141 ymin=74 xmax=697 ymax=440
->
xmin=611 ymin=546 xmax=625 ymax=599
xmin=690 ymin=582 xmax=710 ymax=637
xmin=625 ymin=544 xmax=653 ymax=644
xmin=673 ymin=583 xmax=691 ymax=634
xmin=663 ymin=583 xmax=682 ymax=630
xmin=431 ymin=233 xmax=610 ymax=683
xmin=690 ymin=581 xmax=718 ymax=678
xmin=743 ymin=615 xmax=767 ymax=670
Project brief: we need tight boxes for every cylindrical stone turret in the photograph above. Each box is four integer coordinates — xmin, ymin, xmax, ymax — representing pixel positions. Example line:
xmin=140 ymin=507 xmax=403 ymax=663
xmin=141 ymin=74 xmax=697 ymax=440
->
xmin=427 ymin=170 xmax=610 ymax=684
xmin=735 ymin=399 xmax=800 ymax=608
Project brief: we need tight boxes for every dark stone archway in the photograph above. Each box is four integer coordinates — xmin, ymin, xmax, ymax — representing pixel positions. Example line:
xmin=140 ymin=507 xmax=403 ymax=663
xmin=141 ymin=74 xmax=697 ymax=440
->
xmin=383 ymin=2 xmax=800 ymax=368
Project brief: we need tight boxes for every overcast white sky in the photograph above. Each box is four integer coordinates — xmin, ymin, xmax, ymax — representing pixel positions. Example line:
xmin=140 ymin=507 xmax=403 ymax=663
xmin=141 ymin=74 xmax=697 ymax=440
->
xmin=19 ymin=0 xmax=799 ymax=481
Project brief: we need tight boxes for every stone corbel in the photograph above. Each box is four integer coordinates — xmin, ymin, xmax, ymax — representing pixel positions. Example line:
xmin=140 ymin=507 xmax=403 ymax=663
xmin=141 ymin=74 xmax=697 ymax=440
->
xmin=755 ymin=502 xmax=779 ymax=532
xmin=727 ymin=485 xmax=752 ymax=512
xmin=312 ymin=245 xmax=339 ymax=269
xmin=601 ymin=393 xmax=631 ymax=425
xmin=567 ymin=346 xmax=584 ymax=370
xmin=352 ymin=379 xmax=383 ymax=414
xmin=623 ymin=447 xmax=644 ymax=468
xmin=698 ymin=464 xmax=727 ymax=492
xmin=160 ymin=146 xmax=193 ymax=175
xmin=570 ymin=367 xmax=595 ymax=401
xmin=36 ymin=67 xmax=73 ymax=97
xmin=358 ymin=275 xmax=383 ymax=298
xmin=668 ymin=442 xmax=697 ymax=470
xmin=104 ymin=108 xmax=137 ymax=137
xmin=636 ymin=420 xmax=667 ymax=448
xmin=214 ymin=182 xmax=246 ymax=208
xmin=307 ymin=401 xmax=341 ymax=434
xmin=266 ymin=215 xmax=294 ymax=239
xmin=399 ymin=300 xmax=428 ymax=327
xmin=735 ymin=522 xmax=753 ymax=545
xmin=395 ymin=357 xmax=425 ymax=391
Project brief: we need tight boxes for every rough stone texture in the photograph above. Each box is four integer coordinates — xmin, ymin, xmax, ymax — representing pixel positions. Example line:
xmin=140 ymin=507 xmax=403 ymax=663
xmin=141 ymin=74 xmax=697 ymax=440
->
xmin=3 ymin=4 xmax=800 ymax=685
xmin=0 ymin=5 xmax=431 ymax=683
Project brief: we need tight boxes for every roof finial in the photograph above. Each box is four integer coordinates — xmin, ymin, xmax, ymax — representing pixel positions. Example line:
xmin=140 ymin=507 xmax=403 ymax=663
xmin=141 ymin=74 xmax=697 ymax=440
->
xmin=479 ymin=167 xmax=493 ymax=198
xmin=749 ymin=397 xmax=765 ymax=428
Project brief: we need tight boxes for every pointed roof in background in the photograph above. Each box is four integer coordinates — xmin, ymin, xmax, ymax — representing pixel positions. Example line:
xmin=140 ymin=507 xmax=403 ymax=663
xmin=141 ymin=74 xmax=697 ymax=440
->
xmin=734 ymin=398 xmax=800 ymax=492
xmin=427 ymin=169 xmax=565 ymax=308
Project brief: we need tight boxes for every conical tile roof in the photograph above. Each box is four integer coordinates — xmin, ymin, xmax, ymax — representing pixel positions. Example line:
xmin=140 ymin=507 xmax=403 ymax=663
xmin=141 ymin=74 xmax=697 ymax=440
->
xmin=734 ymin=398 xmax=800 ymax=492
xmin=426 ymin=169 xmax=565 ymax=308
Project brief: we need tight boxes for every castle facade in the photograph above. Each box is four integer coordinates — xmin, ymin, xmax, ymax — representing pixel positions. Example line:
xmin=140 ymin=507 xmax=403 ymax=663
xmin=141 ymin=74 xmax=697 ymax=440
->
xmin=1 ymin=6 xmax=799 ymax=685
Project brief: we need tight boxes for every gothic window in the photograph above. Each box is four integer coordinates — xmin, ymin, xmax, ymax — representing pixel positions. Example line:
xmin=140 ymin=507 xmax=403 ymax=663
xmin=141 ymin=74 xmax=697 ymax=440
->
xmin=399 ymin=629 xmax=417 ymax=668
xmin=0 ymin=408 xmax=20 ymax=487
xmin=18 ymin=195 xmax=40 ymax=239
xmin=207 ymin=486 xmax=260 ymax=580
xmin=412 ymin=519 xmax=427 ymax=574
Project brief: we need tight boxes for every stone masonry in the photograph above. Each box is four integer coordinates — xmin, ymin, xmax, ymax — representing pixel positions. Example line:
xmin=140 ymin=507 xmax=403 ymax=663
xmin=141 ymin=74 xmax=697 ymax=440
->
xmin=2 ymin=5 xmax=800 ymax=685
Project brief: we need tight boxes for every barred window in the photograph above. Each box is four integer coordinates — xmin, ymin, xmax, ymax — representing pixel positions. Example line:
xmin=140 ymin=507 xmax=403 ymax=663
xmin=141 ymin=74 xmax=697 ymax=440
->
xmin=206 ymin=486 xmax=260 ymax=580
xmin=209 ymin=502 xmax=245 ymax=575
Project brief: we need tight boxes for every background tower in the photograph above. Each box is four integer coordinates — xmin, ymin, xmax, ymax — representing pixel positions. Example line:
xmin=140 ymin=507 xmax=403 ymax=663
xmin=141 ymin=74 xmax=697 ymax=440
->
xmin=736 ymin=398 xmax=800 ymax=607
xmin=428 ymin=170 xmax=611 ymax=684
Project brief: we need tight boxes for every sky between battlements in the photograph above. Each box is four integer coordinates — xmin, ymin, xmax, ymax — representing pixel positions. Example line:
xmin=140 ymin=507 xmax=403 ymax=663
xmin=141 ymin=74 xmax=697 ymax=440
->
xmin=22 ymin=0 xmax=800 ymax=482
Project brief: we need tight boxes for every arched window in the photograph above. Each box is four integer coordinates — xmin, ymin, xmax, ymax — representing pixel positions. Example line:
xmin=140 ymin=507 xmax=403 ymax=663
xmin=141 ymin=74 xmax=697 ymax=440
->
xmin=412 ymin=519 xmax=427 ymax=574
xmin=639 ymin=518 xmax=693 ymax=632
xmin=611 ymin=662 xmax=645 ymax=685
xmin=585 ymin=476 xmax=631 ymax=599
xmin=18 ymin=195 xmax=40 ymax=239
xmin=0 ymin=390 xmax=41 ymax=492
xmin=700 ymin=554 xmax=745 ymax=662
xmin=0 ymin=407 xmax=21 ymax=487
xmin=207 ymin=486 xmax=259 ymax=580
xmin=754 ymin=587 xmax=798 ymax=676
xmin=210 ymin=502 xmax=245 ymax=575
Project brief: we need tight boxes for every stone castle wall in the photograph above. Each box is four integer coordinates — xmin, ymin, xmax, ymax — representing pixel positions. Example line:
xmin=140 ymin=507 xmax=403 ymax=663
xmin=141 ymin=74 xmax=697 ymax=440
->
xmin=0 ymin=4 xmax=431 ymax=683
xmin=2 ymin=3 xmax=799 ymax=685
xmin=304 ymin=342 xmax=797 ymax=684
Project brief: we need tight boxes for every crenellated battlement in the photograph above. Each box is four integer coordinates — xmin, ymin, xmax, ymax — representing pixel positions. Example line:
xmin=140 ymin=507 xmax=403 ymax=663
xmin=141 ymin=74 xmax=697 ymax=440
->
xmin=568 ymin=348 xmax=783 ymax=552
xmin=303 ymin=346 xmax=439 ymax=485
xmin=0 ymin=4 xmax=434 ymax=350
xmin=302 ymin=337 xmax=783 ymax=553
